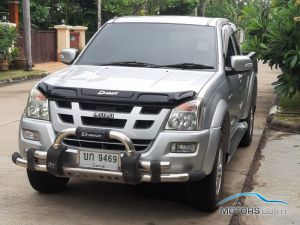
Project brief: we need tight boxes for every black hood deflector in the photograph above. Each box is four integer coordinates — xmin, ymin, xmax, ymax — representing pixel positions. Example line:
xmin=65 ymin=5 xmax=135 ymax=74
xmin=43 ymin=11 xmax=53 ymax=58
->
xmin=38 ymin=82 xmax=197 ymax=108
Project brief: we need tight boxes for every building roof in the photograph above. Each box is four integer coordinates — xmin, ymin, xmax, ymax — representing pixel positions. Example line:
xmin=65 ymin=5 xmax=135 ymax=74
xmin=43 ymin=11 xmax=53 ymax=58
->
xmin=109 ymin=16 xmax=225 ymax=27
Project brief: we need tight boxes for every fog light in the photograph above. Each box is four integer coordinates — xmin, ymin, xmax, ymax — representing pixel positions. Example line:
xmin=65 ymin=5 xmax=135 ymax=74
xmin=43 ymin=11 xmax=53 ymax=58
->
xmin=171 ymin=143 xmax=197 ymax=153
xmin=23 ymin=129 xmax=39 ymax=141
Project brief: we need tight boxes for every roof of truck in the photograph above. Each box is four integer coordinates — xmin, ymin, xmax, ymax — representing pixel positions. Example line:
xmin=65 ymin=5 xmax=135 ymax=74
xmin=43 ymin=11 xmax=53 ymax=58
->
xmin=109 ymin=16 xmax=225 ymax=27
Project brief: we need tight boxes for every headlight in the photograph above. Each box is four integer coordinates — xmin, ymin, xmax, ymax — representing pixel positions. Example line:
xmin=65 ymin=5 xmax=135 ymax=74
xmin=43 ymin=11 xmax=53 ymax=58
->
xmin=25 ymin=86 xmax=49 ymax=120
xmin=165 ymin=99 xmax=201 ymax=131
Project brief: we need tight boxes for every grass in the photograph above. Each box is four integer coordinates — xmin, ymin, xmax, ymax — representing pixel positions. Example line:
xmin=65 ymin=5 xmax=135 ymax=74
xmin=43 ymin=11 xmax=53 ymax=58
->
xmin=279 ymin=92 xmax=300 ymax=114
xmin=0 ymin=70 xmax=44 ymax=81
xmin=274 ymin=113 xmax=300 ymax=123
xmin=277 ymin=92 xmax=300 ymax=123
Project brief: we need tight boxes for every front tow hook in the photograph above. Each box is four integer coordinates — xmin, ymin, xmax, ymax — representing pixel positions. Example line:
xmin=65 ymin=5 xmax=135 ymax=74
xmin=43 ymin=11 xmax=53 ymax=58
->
xmin=12 ymin=152 xmax=22 ymax=165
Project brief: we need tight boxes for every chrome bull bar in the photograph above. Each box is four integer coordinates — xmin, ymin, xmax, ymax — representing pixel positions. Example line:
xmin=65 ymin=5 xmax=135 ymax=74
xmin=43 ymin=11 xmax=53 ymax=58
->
xmin=53 ymin=128 xmax=136 ymax=156
xmin=12 ymin=127 xmax=189 ymax=183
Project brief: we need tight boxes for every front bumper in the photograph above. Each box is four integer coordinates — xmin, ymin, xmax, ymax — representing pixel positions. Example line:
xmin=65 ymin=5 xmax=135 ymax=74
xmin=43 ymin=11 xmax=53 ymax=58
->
xmin=12 ymin=150 xmax=190 ymax=183
xmin=16 ymin=117 xmax=221 ymax=184
xmin=13 ymin=127 xmax=200 ymax=184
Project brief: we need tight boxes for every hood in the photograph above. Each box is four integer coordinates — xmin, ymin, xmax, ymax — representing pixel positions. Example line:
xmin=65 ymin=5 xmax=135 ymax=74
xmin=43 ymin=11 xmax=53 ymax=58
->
xmin=42 ymin=65 xmax=216 ymax=94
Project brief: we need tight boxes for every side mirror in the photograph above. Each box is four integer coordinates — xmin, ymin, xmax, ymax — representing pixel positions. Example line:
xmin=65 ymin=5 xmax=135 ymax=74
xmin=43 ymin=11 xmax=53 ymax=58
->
xmin=230 ymin=55 xmax=253 ymax=72
xmin=60 ymin=48 xmax=78 ymax=65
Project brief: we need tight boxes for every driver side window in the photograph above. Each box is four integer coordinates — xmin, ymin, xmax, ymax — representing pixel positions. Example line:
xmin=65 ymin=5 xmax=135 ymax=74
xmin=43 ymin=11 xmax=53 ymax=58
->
xmin=225 ymin=38 xmax=236 ymax=67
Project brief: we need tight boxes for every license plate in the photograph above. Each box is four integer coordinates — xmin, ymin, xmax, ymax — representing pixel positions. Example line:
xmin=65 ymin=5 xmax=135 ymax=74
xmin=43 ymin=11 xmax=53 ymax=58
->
xmin=79 ymin=151 xmax=120 ymax=171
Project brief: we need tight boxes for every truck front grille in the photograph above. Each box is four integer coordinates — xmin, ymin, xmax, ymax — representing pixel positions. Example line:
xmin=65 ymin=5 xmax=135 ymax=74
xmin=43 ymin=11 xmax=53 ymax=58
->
xmin=50 ymin=100 xmax=171 ymax=151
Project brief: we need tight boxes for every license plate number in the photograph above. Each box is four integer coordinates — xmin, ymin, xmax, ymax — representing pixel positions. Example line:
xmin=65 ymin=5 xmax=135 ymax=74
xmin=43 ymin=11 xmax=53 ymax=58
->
xmin=79 ymin=151 xmax=119 ymax=171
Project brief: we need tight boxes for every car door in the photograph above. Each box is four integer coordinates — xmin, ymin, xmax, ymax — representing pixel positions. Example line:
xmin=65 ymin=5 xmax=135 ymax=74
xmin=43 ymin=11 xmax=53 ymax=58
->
xmin=231 ymin=33 xmax=251 ymax=120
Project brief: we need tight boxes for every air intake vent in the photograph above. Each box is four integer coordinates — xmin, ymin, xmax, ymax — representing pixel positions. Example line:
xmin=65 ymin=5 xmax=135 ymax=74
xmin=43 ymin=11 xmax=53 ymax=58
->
xmin=59 ymin=114 xmax=74 ymax=124
xmin=79 ymin=102 xmax=133 ymax=113
xmin=56 ymin=101 xmax=72 ymax=109
xmin=62 ymin=135 xmax=152 ymax=151
xmin=134 ymin=120 xmax=154 ymax=129
xmin=140 ymin=107 xmax=162 ymax=115
xmin=81 ymin=117 xmax=126 ymax=128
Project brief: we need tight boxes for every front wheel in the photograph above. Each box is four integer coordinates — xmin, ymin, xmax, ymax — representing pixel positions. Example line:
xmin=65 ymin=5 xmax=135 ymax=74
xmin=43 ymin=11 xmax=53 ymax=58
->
xmin=27 ymin=170 xmax=69 ymax=193
xmin=187 ymin=125 xmax=226 ymax=211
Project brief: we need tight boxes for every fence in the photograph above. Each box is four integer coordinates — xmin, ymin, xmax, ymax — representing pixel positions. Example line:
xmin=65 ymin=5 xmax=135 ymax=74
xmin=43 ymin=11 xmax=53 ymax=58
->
xmin=18 ymin=30 xmax=57 ymax=63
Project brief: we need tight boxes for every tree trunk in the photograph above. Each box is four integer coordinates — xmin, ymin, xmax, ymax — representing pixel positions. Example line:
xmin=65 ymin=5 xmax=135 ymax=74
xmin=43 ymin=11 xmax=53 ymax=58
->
xmin=197 ymin=0 xmax=206 ymax=17
xmin=97 ymin=0 xmax=102 ymax=29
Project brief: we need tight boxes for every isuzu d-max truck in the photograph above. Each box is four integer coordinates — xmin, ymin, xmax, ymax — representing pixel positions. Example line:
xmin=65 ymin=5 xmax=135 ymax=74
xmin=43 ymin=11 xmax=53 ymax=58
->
xmin=12 ymin=16 xmax=257 ymax=211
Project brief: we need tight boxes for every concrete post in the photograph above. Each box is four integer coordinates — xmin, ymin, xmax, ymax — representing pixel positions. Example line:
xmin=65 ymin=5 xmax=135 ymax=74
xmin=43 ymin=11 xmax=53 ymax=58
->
xmin=54 ymin=24 xmax=72 ymax=61
xmin=22 ymin=0 xmax=32 ymax=70
xmin=72 ymin=26 xmax=88 ymax=50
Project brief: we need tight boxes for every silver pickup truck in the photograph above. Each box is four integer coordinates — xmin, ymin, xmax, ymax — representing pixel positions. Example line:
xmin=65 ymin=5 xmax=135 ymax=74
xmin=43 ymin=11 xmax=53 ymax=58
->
xmin=12 ymin=16 xmax=257 ymax=211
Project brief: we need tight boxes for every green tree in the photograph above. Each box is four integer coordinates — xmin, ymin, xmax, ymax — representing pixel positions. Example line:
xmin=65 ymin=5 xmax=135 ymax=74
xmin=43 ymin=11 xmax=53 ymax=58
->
xmin=160 ymin=0 xmax=198 ymax=15
xmin=30 ymin=0 xmax=51 ymax=30
xmin=102 ymin=0 xmax=143 ymax=22
xmin=242 ymin=0 xmax=300 ymax=97
xmin=205 ymin=0 xmax=238 ymax=22
xmin=240 ymin=0 xmax=271 ymax=57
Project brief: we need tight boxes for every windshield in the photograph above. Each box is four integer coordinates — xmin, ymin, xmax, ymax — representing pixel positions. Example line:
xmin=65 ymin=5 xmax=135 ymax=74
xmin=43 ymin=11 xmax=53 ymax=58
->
xmin=76 ymin=23 xmax=217 ymax=69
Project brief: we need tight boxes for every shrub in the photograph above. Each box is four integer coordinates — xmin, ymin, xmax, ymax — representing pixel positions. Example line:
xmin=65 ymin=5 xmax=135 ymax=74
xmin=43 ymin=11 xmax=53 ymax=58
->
xmin=242 ymin=0 xmax=300 ymax=97
xmin=0 ymin=24 xmax=19 ymax=62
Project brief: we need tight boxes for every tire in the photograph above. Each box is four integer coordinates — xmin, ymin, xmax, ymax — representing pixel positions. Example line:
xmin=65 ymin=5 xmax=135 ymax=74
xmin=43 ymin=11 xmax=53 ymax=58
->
xmin=187 ymin=121 xmax=226 ymax=212
xmin=239 ymin=105 xmax=255 ymax=147
xmin=27 ymin=169 xmax=69 ymax=193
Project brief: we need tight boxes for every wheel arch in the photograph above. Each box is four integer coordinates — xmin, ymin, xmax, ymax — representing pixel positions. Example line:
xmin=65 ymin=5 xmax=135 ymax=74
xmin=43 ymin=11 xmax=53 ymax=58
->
xmin=210 ymin=99 xmax=230 ymax=129
xmin=202 ymin=100 xmax=231 ymax=175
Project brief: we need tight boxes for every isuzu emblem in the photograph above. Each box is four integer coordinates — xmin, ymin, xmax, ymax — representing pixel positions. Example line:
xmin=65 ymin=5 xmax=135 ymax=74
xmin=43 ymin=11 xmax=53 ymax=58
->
xmin=93 ymin=112 xmax=115 ymax=119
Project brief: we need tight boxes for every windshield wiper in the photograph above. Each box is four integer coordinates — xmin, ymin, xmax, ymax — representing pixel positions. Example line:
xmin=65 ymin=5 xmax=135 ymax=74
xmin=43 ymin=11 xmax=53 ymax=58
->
xmin=98 ymin=61 xmax=158 ymax=68
xmin=94 ymin=62 xmax=214 ymax=70
xmin=158 ymin=63 xmax=214 ymax=70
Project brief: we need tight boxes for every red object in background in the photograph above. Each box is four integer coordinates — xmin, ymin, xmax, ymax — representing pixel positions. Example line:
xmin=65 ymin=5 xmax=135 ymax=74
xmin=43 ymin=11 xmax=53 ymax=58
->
xmin=8 ymin=1 xmax=19 ymax=30
xmin=70 ymin=32 xmax=80 ymax=49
